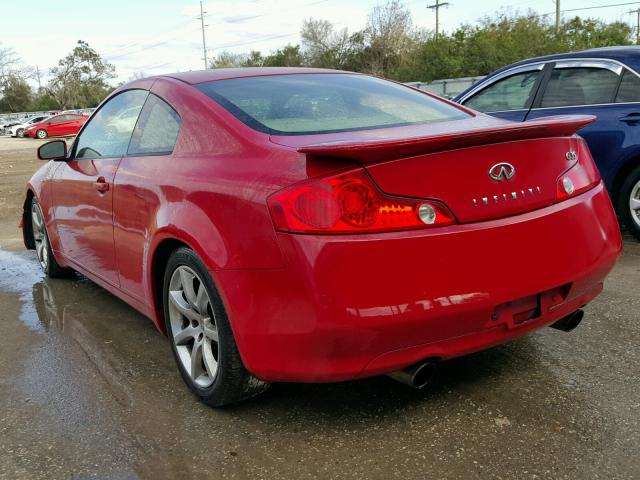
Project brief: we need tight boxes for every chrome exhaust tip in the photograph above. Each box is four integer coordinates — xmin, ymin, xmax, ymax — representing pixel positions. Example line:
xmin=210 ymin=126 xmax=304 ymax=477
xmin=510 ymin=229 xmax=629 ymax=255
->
xmin=386 ymin=360 xmax=438 ymax=389
xmin=549 ymin=309 xmax=584 ymax=332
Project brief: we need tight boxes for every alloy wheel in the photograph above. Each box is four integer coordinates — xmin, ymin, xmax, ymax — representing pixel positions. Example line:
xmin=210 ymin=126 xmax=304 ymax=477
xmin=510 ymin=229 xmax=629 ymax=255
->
xmin=630 ymin=180 xmax=640 ymax=229
xmin=36 ymin=129 xmax=46 ymax=139
xmin=31 ymin=202 xmax=49 ymax=270
xmin=168 ymin=266 xmax=219 ymax=388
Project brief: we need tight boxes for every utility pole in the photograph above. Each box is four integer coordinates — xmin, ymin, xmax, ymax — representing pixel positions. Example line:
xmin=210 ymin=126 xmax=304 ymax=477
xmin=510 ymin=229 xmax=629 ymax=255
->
xmin=555 ymin=0 xmax=561 ymax=34
xmin=427 ymin=0 xmax=450 ymax=41
xmin=198 ymin=1 xmax=209 ymax=69
xmin=631 ymin=8 xmax=640 ymax=44
xmin=35 ymin=66 xmax=41 ymax=90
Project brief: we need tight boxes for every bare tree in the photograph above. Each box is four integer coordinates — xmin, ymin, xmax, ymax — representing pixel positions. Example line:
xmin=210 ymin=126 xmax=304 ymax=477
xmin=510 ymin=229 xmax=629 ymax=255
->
xmin=0 ymin=43 xmax=35 ymax=112
xmin=129 ymin=71 xmax=147 ymax=81
xmin=301 ymin=19 xmax=351 ymax=68
xmin=0 ymin=44 xmax=20 ymax=82
xmin=363 ymin=0 xmax=415 ymax=75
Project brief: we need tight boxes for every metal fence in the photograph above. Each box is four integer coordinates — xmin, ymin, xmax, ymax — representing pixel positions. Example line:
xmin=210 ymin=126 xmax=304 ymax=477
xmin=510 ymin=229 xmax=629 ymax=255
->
xmin=405 ymin=76 xmax=485 ymax=99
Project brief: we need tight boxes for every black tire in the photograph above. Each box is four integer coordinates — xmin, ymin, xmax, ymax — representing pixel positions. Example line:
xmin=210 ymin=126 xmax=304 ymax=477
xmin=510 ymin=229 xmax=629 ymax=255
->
xmin=36 ymin=129 xmax=47 ymax=139
xmin=30 ymin=198 xmax=71 ymax=277
xmin=617 ymin=165 xmax=640 ymax=241
xmin=163 ymin=247 xmax=269 ymax=406
xmin=16 ymin=128 xmax=24 ymax=138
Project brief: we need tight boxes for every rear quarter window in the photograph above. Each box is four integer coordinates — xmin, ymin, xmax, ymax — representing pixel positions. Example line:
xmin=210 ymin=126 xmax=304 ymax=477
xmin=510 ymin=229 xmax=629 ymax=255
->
xmin=616 ymin=69 xmax=640 ymax=103
xmin=128 ymin=94 xmax=181 ymax=156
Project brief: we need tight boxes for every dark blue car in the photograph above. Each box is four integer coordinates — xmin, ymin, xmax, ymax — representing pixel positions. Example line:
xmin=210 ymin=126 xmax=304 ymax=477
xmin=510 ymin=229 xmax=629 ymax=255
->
xmin=455 ymin=46 xmax=640 ymax=240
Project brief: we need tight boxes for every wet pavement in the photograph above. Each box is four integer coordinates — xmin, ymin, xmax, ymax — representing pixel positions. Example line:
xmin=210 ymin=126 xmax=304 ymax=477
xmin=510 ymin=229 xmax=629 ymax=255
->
xmin=0 ymin=239 xmax=638 ymax=480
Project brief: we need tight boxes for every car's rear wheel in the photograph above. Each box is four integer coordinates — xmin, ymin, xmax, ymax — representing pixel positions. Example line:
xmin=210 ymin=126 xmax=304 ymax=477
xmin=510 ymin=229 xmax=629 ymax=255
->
xmin=16 ymin=128 xmax=24 ymax=138
xmin=618 ymin=165 xmax=640 ymax=241
xmin=163 ymin=247 xmax=269 ymax=406
xmin=30 ymin=198 xmax=70 ymax=277
xmin=36 ymin=129 xmax=47 ymax=139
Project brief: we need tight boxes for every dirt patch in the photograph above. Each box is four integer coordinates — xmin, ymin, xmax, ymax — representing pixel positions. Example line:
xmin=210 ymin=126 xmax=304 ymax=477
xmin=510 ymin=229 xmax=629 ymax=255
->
xmin=0 ymin=137 xmax=72 ymax=249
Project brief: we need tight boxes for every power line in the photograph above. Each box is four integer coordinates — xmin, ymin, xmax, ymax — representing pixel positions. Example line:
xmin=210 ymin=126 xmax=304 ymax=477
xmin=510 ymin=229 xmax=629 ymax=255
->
xmin=210 ymin=32 xmax=300 ymax=52
xmin=426 ymin=0 xmax=450 ymax=40
xmin=101 ymin=18 xmax=197 ymax=56
xmin=198 ymin=1 xmax=209 ymax=69
xmin=543 ymin=1 xmax=640 ymax=15
xmin=103 ymin=28 xmax=201 ymax=61
xmin=221 ymin=0 xmax=331 ymax=24
xmin=630 ymin=8 xmax=640 ymax=43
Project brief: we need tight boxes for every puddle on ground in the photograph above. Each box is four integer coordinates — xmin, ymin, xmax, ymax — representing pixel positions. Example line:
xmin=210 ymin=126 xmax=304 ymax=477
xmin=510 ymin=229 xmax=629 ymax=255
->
xmin=0 ymin=248 xmax=637 ymax=479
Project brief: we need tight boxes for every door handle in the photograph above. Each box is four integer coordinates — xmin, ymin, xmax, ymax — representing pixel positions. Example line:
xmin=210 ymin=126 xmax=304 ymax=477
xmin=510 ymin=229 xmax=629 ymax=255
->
xmin=95 ymin=176 xmax=110 ymax=193
xmin=619 ymin=113 xmax=640 ymax=123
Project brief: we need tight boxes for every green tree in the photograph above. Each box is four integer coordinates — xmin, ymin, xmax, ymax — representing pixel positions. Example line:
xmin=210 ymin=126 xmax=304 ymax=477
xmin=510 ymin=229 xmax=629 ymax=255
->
xmin=243 ymin=51 xmax=265 ymax=67
xmin=262 ymin=45 xmax=304 ymax=66
xmin=195 ymin=7 xmax=637 ymax=83
xmin=559 ymin=17 xmax=632 ymax=51
xmin=30 ymin=91 xmax=59 ymax=111
xmin=210 ymin=51 xmax=247 ymax=68
xmin=46 ymin=40 xmax=116 ymax=109
xmin=0 ymin=75 xmax=32 ymax=112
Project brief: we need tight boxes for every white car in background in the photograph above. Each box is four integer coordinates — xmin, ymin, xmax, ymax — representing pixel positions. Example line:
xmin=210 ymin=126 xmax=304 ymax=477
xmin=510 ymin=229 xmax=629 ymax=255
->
xmin=7 ymin=115 xmax=51 ymax=137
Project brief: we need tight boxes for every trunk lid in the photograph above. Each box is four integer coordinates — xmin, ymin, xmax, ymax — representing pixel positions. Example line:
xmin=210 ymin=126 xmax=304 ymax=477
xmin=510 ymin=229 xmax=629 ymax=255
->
xmin=364 ymin=136 xmax=580 ymax=223
xmin=271 ymin=115 xmax=594 ymax=223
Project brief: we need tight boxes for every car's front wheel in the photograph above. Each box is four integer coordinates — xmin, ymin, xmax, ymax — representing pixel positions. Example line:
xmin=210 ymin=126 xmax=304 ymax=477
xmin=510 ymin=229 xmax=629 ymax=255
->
xmin=16 ymin=128 xmax=24 ymax=138
xmin=30 ymin=198 xmax=70 ymax=277
xmin=36 ymin=129 xmax=47 ymax=139
xmin=163 ymin=247 xmax=269 ymax=406
xmin=618 ymin=165 xmax=640 ymax=241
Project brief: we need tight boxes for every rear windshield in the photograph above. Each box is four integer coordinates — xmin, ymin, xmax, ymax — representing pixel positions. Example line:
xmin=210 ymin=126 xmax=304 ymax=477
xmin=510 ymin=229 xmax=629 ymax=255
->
xmin=196 ymin=73 xmax=470 ymax=135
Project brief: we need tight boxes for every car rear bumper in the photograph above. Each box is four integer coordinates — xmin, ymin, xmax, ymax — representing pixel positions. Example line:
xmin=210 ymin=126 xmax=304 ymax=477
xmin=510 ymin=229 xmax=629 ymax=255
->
xmin=215 ymin=182 xmax=622 ymax=383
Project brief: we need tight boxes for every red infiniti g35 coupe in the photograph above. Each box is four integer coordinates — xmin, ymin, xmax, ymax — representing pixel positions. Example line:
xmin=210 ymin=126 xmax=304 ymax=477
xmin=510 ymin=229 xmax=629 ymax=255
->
xmin=22 ymin=68 xmax=622 ymax=406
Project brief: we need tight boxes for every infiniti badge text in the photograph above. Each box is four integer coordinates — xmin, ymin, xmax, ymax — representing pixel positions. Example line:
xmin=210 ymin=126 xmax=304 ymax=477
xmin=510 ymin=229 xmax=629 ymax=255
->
xmin=473 ymin=186 xmax=542 ymax=206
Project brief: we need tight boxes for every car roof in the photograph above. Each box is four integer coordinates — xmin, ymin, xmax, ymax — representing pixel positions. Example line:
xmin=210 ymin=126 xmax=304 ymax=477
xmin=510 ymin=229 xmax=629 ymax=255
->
xmin=159 ymin=67 xmax=354 ymax=85
xmin=487 ymin=46 xmax=640 ymax=79
xmin=454 ymin=46 xmax=640 ymax=101
xmin=508 ymin=45 xmax=640 ymax=70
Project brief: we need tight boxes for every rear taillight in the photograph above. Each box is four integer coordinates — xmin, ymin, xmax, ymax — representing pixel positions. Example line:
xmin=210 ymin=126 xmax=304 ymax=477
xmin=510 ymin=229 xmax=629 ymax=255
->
xmin=268 ymin=169 xmax=456 ymax=234
xmin=557 ymin=138 xmax=600 ymax=200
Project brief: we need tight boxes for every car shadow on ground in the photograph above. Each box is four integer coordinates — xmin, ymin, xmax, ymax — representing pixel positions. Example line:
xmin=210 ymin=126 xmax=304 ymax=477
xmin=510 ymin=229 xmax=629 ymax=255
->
xmin=9 ymin=245 xmax=545 ymax=418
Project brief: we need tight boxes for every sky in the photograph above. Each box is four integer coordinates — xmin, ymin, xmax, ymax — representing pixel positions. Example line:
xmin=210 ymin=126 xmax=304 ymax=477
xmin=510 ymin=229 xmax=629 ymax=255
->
xmin=1 ymin=0 xmax=638 ymax=84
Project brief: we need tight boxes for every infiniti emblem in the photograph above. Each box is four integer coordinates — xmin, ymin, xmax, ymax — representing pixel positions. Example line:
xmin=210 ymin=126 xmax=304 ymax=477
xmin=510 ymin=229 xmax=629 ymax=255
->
xmin=488 ymin=162 xmax=515 ymax=181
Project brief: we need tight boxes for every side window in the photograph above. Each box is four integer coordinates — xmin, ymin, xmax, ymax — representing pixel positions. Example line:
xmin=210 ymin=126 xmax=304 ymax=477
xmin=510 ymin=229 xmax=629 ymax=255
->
xmin=74 ymin=89 xmax=148 ymax=159
xmin=540 ymin=67 xmax=619 ymax=108
xmin=616 ymin=69 xmax=640 ymax=103
xmin=464 ymin=71 xmax=540 ymax=113
xmin=49 ymin=116 xmax=65 ymax=124
xmin=128 ymin=94 xmax=181 ymax=156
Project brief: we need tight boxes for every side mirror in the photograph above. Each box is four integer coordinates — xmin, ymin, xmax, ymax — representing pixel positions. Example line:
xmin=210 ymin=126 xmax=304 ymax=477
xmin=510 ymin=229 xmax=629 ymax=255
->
xmin=38 ymin=140 xmax=67 ymax=161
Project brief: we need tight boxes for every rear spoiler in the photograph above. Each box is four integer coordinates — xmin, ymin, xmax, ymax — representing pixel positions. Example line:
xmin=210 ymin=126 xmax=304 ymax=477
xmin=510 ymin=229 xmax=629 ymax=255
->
xmin=298 ymin=115 xmax=596 ymax=162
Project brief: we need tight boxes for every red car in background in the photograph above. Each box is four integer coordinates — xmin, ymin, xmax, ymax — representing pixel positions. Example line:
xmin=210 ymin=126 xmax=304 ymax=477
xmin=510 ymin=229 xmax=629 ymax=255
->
xmin=23 ymin=68 xmax=622 ymax=406
xmin=24 ymin=113 xmax=88 ymax=138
